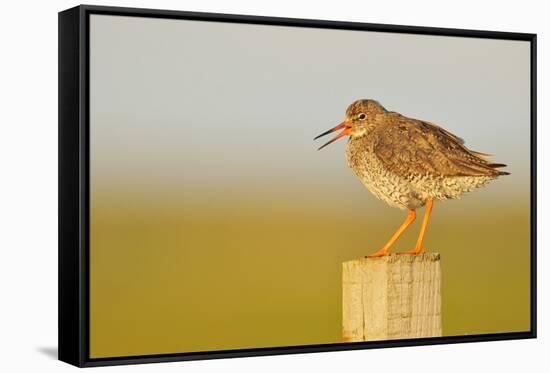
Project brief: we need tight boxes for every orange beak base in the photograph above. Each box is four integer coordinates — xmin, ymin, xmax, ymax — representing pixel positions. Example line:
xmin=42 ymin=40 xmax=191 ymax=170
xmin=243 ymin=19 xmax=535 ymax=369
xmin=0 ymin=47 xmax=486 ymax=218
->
xmin=314 ymin=122 xmax=352 ymax=150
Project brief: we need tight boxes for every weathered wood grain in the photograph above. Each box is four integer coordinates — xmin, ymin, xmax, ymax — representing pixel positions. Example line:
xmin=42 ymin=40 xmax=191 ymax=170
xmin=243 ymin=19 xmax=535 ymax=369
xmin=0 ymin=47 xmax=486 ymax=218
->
xmin=342 ymin=253 xmax=442 ymax=342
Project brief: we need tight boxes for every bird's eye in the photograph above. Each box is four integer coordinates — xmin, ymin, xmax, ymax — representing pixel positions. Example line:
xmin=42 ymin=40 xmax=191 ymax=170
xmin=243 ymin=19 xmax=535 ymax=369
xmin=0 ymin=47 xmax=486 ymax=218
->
xmin=358 ymin=113 xmax=367 ymax=120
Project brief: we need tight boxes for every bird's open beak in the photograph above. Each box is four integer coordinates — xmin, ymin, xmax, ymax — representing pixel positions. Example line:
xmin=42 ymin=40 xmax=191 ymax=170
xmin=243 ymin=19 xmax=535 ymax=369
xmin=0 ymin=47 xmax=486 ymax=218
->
xmin=314 ymin=122 xmax=352 ymax=150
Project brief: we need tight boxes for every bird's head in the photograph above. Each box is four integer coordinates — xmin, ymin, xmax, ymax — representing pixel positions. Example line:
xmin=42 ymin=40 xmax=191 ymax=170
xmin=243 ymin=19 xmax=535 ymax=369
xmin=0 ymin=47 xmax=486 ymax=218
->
xmin=314 ymin=99 xmax=387 ymax=150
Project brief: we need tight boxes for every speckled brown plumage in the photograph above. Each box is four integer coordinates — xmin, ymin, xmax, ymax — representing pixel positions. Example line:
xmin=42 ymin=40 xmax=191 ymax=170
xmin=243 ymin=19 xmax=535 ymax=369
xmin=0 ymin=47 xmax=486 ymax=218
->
xmin=314 ymin=99 xmax=509 ymax=256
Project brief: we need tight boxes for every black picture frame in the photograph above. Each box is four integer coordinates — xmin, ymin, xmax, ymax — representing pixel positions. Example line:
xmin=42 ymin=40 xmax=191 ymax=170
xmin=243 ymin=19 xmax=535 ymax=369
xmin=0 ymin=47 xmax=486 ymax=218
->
xmin=58 ymin=4 xmax=537 ymax=367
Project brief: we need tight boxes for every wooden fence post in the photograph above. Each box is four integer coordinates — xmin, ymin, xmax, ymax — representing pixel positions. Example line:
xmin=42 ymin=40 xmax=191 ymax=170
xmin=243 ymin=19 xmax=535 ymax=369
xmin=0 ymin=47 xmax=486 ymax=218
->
xmin=342 ymin=253 xmax=442 ymax=342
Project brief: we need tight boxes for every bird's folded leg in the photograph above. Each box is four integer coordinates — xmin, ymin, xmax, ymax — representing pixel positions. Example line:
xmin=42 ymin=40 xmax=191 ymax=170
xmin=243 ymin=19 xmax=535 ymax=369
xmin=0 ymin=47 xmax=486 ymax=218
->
xmin=367 ymin=209 xmax=416 ymax=257
xmin=398 ymin=198 xmax=434 ymax=255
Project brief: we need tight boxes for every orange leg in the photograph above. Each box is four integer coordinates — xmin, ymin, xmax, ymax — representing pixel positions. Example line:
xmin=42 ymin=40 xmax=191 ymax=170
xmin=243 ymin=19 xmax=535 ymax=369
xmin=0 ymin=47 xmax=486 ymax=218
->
xmin=368 ymin=210 xmax=416 ymax=257
xmin=398 ymin=198 xmax=434 ymax=255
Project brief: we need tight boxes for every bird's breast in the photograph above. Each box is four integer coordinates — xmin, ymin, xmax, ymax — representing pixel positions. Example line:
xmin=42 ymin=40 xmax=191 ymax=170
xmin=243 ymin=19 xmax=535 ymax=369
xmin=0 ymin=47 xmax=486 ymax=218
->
xmin=345 ymin=138 xmax=422 ymax=210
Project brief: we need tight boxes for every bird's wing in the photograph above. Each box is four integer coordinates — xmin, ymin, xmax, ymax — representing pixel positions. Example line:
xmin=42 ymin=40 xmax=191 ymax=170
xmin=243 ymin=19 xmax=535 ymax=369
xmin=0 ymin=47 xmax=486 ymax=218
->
xmin=372 ymin=113 xmax=507 ymax=178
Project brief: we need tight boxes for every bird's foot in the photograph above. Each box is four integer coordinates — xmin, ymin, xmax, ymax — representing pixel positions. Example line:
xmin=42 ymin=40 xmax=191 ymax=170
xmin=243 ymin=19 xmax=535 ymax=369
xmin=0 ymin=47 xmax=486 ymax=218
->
xmin=365 ymin=249 xmax=389 ymax=258
xmin=396 ymin=247 xmax=426 ymax=255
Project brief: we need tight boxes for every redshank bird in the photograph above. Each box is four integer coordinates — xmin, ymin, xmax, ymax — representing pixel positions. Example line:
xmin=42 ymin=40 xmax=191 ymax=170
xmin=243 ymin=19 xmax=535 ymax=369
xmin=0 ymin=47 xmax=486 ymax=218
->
xmin=314 ymin=99 xmax=509 ymax=257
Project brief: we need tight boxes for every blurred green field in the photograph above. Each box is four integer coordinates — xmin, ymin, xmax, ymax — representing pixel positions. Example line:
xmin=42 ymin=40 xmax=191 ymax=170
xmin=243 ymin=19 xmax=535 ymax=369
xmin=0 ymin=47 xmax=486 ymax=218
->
xmin=90 ymin=192 xmax=530 ymax=358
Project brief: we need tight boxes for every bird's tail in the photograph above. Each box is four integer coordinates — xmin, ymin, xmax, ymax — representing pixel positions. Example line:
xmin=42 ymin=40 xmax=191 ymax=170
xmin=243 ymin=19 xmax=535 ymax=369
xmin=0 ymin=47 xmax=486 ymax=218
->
xmin=487 ymin=163 xmax=510 ymax=176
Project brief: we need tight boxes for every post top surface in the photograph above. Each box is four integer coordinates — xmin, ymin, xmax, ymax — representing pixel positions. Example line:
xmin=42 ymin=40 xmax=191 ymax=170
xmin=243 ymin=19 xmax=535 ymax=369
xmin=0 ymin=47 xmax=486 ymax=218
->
xmin=344 ymin=252 xmax=441 ymax=265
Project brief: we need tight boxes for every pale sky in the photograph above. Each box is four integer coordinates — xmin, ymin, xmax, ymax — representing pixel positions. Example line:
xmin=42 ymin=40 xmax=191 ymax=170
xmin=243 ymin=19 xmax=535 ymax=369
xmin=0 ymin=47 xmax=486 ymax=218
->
xmin=90 ymin=14 xmax=531 ymax=203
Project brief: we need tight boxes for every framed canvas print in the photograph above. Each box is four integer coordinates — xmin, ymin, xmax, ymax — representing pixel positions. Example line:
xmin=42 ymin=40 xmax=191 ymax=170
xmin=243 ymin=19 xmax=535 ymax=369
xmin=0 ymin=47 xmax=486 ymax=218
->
xmin=58 ymin=5 xmax=537 ymax=367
